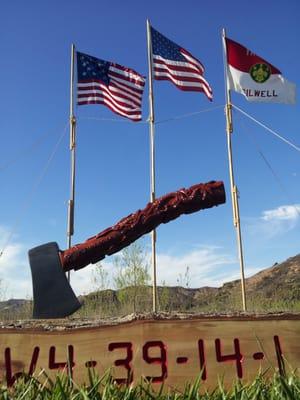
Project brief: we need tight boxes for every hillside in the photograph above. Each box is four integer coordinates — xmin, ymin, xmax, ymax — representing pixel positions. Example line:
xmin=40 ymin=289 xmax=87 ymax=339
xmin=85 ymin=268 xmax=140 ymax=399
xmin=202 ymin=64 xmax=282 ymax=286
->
xmin=79 ymin=253 xmax=300 ymax=316
xmin=220 ymin=254 xmax=300 ymax=303
xmin=1 ymin=254 xmax=300 ymax=319
xmin=193 ymin=253 xmax=300 ymax=310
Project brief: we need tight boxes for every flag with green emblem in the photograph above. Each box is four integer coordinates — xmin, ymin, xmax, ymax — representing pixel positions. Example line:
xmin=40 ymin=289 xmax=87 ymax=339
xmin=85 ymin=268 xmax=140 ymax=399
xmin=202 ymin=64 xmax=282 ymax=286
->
xmin=225 ymin=37 xmax=296 ymax=104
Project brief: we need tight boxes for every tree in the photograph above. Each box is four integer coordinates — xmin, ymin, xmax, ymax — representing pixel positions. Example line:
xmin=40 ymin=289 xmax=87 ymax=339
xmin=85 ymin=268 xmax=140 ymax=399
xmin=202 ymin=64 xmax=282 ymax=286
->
xmin=177 ymin=266 xmax=191 ymax=288
xmin=176 ymin=266 xmax=193 ymax=311
xmin=92 ymin=262 xmax=110 ymax=292
xmin=159 ymin=280 xmax=171 ymax=312
xmin=113 ymin=241 xmax=150 ymax=313
xmin=0 ymin=278 xmax=7 ymax=301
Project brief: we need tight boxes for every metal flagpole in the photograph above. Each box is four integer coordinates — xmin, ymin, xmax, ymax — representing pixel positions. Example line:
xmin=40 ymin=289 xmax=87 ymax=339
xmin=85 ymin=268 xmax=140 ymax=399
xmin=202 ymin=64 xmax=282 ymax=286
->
xmin=146 ymin=19 xmax=158 ymax=312
xmin=222 ymin=29 xmax=247 ymax=311
xmin=67 ymin=43 xmax=77 ymax=282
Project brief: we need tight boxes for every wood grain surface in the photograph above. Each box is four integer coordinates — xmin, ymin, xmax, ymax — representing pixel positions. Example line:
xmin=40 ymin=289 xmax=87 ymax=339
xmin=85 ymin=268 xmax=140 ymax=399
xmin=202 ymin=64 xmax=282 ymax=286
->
xmin=0 ymin=315 xmax=299 ymax=389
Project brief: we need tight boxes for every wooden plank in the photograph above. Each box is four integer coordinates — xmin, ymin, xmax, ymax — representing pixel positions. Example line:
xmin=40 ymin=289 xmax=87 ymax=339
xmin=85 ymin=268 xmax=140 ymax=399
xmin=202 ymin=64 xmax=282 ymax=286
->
xmin=0 ymin=315 xmax=299 ymax=389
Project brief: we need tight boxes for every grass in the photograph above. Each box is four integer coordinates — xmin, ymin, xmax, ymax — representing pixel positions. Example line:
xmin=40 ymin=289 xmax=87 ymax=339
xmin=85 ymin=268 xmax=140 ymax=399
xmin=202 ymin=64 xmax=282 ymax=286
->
xmin=1 ymin=281 xmax=300 ymax=321
xmin=74 ymin=291 xmax=300 ymax=319
xmin=0 ymin=370 xmax=300 ymax=399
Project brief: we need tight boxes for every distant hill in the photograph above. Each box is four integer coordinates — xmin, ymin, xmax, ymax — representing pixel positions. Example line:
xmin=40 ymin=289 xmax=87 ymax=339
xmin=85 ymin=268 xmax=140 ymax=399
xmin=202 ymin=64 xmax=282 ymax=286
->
xmin=1 ymin=254 xmax=300 ymax=319
xmin=80 ymin=254 xmax=300 ymax=315
xmin=0 ymin=299 xmax=32 ymax=320
xmin=195 ymin=254 xmax=300 ymax=311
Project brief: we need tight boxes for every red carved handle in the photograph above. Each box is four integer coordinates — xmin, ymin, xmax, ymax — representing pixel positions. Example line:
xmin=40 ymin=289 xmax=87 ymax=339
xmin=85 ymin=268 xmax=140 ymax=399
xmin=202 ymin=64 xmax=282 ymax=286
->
xmin=61 ymin=181 xmax=225 ymax=272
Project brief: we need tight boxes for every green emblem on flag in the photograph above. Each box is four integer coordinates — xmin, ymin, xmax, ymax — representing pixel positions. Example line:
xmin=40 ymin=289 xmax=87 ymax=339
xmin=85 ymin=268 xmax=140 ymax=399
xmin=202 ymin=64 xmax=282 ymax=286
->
xmin=250 ymin=63 xmax=271 ymax=83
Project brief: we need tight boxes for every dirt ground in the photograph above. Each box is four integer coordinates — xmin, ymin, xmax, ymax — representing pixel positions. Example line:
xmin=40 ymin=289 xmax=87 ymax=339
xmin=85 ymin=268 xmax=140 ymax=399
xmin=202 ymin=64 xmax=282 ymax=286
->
xmin=1 ymin=311 xmax=299 ymax=331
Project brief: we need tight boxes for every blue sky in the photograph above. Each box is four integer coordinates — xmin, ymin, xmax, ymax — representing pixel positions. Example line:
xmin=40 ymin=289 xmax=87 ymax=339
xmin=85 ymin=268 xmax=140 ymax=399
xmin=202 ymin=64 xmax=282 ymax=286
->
xmin=0 ymin=0 xmax=299 ymax=300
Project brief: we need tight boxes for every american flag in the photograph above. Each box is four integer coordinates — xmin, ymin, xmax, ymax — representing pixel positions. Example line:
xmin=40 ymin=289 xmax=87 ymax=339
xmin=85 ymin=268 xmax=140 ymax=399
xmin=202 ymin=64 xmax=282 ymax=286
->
xmin=150 ymin=27 xmax=212 ymax=101
xmin=77 ymin=52 xmax=145 ymax=121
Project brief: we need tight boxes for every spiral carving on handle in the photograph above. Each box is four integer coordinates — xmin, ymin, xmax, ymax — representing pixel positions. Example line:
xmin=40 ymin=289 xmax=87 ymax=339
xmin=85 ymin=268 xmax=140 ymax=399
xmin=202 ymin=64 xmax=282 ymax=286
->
xmin=61 ymin=181 xmax=225 ymax=272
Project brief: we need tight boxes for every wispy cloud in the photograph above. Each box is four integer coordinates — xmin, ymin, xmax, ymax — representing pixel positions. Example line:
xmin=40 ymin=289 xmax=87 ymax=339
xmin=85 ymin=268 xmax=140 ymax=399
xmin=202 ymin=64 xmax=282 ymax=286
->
xmin=0 ymin=226 xmax=238 ymax=299
xmin=72 ymin=245 xmax=236 ymax=294
xmin=261 ymin=204 xmax=300 ymax=222
xmin=0 ymin=224 xmax=266 ymax=300
xmin=156 ymin=246 xmax=235 ymax=288
xmin=247 ymin=204 xmax=300 ymax=239
xmin=72 ymin=246 xmax=263 ymax=294
xmin=0 ymin=226 xmax=31 ymax=299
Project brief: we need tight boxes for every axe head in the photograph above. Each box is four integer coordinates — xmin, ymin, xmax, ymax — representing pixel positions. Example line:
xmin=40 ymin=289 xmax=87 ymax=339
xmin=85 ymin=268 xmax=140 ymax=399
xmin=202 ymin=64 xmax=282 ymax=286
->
xmin=29 ymin=242 xmax=81 ymax=319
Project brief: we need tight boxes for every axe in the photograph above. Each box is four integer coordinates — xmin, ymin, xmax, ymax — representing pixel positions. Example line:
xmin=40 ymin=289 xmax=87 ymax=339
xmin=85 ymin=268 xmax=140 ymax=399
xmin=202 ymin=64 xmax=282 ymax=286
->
xmin=29 ymin=181 xmax=226 ymax=319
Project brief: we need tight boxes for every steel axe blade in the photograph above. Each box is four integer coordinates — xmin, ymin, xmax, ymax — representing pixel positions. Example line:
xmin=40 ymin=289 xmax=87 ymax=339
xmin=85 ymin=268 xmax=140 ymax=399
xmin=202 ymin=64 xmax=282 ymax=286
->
xmin=29 ymin=242 xmax=81 ymax=319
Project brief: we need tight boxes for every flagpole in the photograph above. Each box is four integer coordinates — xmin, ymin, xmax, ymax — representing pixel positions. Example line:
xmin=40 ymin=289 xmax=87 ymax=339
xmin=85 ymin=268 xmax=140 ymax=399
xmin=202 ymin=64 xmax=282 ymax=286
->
xmin=67 ymin=43 xmax=77 ymax=282
xmin=222 ymin=29 xmax=247 ymax=312
xmin=146 ymin=19 xmax=158 ymax=313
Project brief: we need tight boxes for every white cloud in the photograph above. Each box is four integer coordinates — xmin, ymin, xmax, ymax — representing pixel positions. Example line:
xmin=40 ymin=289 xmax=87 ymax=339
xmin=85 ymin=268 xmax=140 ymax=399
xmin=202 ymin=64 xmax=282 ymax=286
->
xmin=246 ymin=204 xmax=300 ymax=239
xmin=0 ymin=225 xmax=249 ymax=301
xmin=0 ymin=226 xmax=31 ymax=299
xmin=70 ymin=260 xmax=114 ymax=296
xmin=0 ymin=228 xmax=269 ymax=314
xmin=261 ymin=204 xmax=300 ymax=222
xmin=70 ymin=245 xmax=237 ymax=294
xmin=156 ymin=246 xmax=235 ymax=288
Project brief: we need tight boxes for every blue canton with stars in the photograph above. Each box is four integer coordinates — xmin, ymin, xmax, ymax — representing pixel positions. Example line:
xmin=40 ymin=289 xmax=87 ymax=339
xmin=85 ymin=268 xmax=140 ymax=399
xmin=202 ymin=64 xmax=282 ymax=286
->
xmin=77 ymin=52 xmax=110 ymax=84
xmin=151 ymin=27 xmax=186 ymax=62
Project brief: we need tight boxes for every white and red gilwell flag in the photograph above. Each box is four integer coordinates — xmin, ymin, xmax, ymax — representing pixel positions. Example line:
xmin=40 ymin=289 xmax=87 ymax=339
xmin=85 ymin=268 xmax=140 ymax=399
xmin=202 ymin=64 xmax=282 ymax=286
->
xmin=225 ymin=37 xmax=296 ymax=104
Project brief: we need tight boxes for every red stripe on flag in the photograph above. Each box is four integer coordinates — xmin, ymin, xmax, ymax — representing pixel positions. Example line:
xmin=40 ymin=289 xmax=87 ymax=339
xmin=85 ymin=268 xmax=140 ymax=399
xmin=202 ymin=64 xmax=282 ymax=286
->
xmin=78 ymin=82 xmax=141 ymax=107
xmin=78 ymin=78 xmax=143 ymax=120
xmin=77 ymin=89 xmax=141 ymax=112
xmin=180 ymin=48 xmax=204 ymax=73
xmin=153 ymin=59 xmax=202 ymax=73
xmin=154 ymin=67 xmax=211 ymax=85
xmin=77 ymin=99 xmax=141 ymax=121
xmin=154 ymin=76 xmax=212 ymax=99
xmin=108 ymin=76 xmax=144 ymax=96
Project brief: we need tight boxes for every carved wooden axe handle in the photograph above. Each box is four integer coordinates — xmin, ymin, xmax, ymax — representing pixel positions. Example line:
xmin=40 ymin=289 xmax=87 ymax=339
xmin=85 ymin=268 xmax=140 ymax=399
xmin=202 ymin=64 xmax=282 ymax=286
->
xmin=60 ymin=181 xmax=226 ymax=272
